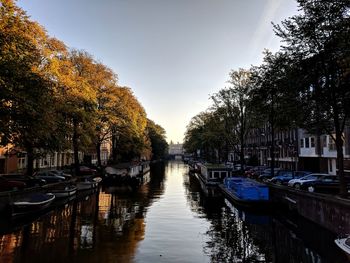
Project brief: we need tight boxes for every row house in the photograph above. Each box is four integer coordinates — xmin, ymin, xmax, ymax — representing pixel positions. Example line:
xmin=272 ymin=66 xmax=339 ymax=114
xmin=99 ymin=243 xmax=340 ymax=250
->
xmin=244 ymin=125 xmax=299 ymax=170
xmin=298 ymin=127 xmax=350 ymax=175
xmin=244 ymin=125 xmax=350 ymax=175
xmin=0 ymin=147 xmax=81 ymax=174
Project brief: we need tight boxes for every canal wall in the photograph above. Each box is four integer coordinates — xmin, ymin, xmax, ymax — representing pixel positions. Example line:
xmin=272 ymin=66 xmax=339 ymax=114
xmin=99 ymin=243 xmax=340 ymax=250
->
xmin=269 ymin=184 xmax=350 ymax=235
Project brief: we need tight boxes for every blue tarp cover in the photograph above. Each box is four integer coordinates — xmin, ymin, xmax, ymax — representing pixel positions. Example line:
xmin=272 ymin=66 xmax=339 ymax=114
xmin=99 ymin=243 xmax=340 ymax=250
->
xmin=224 ymin=177 xmax=269 ymax=200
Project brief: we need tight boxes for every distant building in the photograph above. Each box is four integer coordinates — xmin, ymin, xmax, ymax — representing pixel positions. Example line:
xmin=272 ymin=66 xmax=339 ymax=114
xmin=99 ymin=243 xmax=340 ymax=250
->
xmin=168 ymin=142 xmax=184 ymax=157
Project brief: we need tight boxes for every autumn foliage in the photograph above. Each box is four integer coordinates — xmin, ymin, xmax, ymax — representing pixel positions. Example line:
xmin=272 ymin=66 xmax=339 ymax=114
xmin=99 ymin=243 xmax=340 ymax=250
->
xmin=0 ymin=0 xmax=168 ymax=175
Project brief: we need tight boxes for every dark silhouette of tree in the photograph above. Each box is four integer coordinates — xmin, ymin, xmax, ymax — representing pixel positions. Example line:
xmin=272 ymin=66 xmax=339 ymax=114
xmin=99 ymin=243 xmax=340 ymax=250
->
xmin=274 ymin=0 xmax=350 ymax=195
xmin=146 ymin=119 xmax=168 ymax=160
xmin=212 ymin=68 xmax=253 ymax=169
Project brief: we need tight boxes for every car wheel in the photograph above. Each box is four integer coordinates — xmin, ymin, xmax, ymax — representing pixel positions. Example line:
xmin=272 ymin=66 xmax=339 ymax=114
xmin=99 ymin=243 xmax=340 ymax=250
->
xmin=276 ymin=180 xmax=282 ymax=185
xmin=308 ymin=186 xmax=315 ymax=192
xmin=294 ymin=183 xmax=301 ymax=190
xmin=262 ymin=178 xmax=269 ymax=183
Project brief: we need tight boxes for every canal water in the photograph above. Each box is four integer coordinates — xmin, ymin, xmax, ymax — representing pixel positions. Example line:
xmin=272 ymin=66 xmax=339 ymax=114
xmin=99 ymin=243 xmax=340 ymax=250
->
xmin=0 ymin=161 xmax=348 ymax=263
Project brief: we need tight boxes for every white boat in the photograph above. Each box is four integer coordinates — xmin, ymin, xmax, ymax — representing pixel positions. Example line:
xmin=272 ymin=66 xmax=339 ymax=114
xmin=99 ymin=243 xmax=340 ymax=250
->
xmin=77 ymin=177 xmax=102 ymax=191
xmin=12 ymin=193 xmax=56 ymax=216
xmin=50 ymin=185 xmax=77 ymax=198
xmin=335 ymin=236 xmax=350 ymax=255
xmin=197 ymin=163 xmax=233 ymax=186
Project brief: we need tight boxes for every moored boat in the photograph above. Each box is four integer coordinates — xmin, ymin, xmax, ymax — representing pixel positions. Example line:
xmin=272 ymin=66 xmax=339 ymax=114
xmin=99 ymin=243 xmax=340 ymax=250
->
xmin=220 ymin=177 xmax=269 ymax=206
xmin=77 ymin=177 xmax=102 ymax=191
xmin=335 ymin=236 xmax=350 ymax=256
xmin=197 ymin=163 xmax=232 ymax=185
xmin=139 ymin=161 xmax=150 ymax=175
xmin=103 ymin=163 xmax=144 ymax=188
xmin=188 ymin=161 xmax=201 ymax=173
xmin=50 ymin=185 xmax=77 ymax=198
xmin=11 ymin=193 xmax=55 ymax=216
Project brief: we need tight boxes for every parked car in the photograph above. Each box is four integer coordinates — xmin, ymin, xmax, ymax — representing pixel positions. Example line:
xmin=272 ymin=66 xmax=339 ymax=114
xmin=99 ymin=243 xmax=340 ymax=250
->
xmin=245 ymin=166 xmax=267 ymax=179
xmin=0 ymin=176 xmax=26 ymax=191
xmin=301 ymin=174 xmax=349 ymax=193
xmin=34 ymin=171 xmax=66 ymax=184
xmin=258 ymin=168 xmax=282 ymax=181
xmin=1 ymin=174 xmax=46 ymax=187
xmin=270 ymin=171 xmax=312 ymax=185
xmin=288 ymin=173 xmax=328 ymax=189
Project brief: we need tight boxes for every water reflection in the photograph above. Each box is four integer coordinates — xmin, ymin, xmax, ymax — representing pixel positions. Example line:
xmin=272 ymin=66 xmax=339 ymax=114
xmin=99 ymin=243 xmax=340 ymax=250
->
xmin=186 ymin=169 xmax=349 ymax=263
xmin=0 ymin=163 xmax=166 ymax=263
xmin=0 ymin=162 xmax=348 ymax=263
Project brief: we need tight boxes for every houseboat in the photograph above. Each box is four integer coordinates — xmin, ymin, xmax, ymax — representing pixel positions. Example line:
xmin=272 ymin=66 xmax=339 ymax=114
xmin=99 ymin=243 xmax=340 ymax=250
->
xmin=103 ymin=163 xmax=146 ymax=188
xmin=196 ymin=163 xmax=232 ymax=186
xmin=220 ymin=177 xmax=269 ymax=206
xmin=139 ymin=161 xmax=150 ymax=175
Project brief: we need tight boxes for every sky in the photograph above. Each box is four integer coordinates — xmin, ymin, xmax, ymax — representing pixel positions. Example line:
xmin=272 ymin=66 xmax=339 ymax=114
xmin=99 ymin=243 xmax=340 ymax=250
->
xmin=18 ymin=0 xmax=298 ymax=143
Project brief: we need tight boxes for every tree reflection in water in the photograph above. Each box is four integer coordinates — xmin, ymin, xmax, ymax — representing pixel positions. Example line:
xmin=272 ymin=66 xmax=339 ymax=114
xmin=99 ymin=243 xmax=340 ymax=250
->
xmin=185 ymin=174 xmax=270 ymax=262
xmin=0 ymin=163 xmax=348 ymax=263
xmin=185 ymin=170 xmax=349 ymax=263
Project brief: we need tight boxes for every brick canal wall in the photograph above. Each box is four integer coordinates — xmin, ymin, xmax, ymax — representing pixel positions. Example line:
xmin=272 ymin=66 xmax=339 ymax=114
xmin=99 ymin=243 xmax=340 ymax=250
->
xmin=269 ymin=184 xmax=350 ymax=235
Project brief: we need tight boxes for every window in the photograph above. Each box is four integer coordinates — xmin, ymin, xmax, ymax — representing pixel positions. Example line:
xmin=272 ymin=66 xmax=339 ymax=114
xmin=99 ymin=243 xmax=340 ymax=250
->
xmin=305 ymin=137 xmax=310 ymax=148
xmin=300 ymin=139 xmax=304 ymax=148
xmin=310 ymin=137 xmax=315 ymax=147
xmin=328 ymin=139 xmax=336 ymax=151
xmin=213 ymin=172 xmax=220 ymax=178
xmin=323 ymin=136 xmax=327 ymax=147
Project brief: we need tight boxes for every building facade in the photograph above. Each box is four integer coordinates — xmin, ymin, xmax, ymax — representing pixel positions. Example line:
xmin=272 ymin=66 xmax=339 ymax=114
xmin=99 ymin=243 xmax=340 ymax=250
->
xmin=244 ymin=125 xmax=299 ymax=170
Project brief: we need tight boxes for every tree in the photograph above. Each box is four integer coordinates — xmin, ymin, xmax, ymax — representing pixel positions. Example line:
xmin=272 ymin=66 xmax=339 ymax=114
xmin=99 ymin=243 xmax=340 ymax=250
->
xmin=0 ymin=0 xmax=62 ymax=175
xmin=89 ymin=62 xmax=118 ymax=167
xmin=50 ymin=49 xmax=98 ymax=176
xmin=110 ymin=87 xmax=149 ymax=162
xmin=273 ymin=0 xmax=350 ymax=195
xmin=250 ymin=51 xmax=300 ymax=176
xmin=146 ymin=119 xmax=168 ymax=160
xmin=212 ymin=68 xmax=253 ymax=169
xmin=184 ymin=110 xmax=227 ymax=162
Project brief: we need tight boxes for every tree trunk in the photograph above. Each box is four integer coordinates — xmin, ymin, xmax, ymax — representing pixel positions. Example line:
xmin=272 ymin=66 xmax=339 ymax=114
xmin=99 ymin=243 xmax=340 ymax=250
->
xmin=96 ymin=142 xmax=102 ymax=168
xmin=26 ymin=145 xmax=34 ymax=176
xmin=270 ymin=122 xmax=275 ymax=177
xmin=240 ymin=141 xmax=245 ymax=172
xmin=335 ymin=132 xmax=347 ymax=196
xmin=72 ymin=118 xmax=80 ymax=176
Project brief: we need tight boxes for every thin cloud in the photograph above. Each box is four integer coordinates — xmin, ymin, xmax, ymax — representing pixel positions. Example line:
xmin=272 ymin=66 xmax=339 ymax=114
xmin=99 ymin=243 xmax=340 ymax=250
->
xmin=249 ymin=0 xmax=283 ymax=59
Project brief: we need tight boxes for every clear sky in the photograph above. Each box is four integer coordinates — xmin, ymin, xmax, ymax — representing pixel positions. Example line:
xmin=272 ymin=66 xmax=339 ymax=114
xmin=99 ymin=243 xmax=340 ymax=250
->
xmin=18 ymin=0 xmax=298 ymax=143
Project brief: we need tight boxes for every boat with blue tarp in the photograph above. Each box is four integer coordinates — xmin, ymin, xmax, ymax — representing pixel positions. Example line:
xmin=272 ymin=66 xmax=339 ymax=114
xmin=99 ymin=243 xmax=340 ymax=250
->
xmin=220 ymin=177 xmax=269 ymax=206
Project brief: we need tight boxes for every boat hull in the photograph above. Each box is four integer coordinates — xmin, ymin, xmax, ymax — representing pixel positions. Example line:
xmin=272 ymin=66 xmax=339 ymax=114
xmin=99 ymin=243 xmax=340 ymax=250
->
xmin=77 ymin=177 xmax=101 ymax=191
xmin=335 ymin=238 xmax=350 ymax=255
xmin=51 ymin=186 xmax=77 ymax=198
xmin=219 ymin=184 xmax=269 ymax=207
xmin=11 ymin=193 xmax=56 ymax=216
